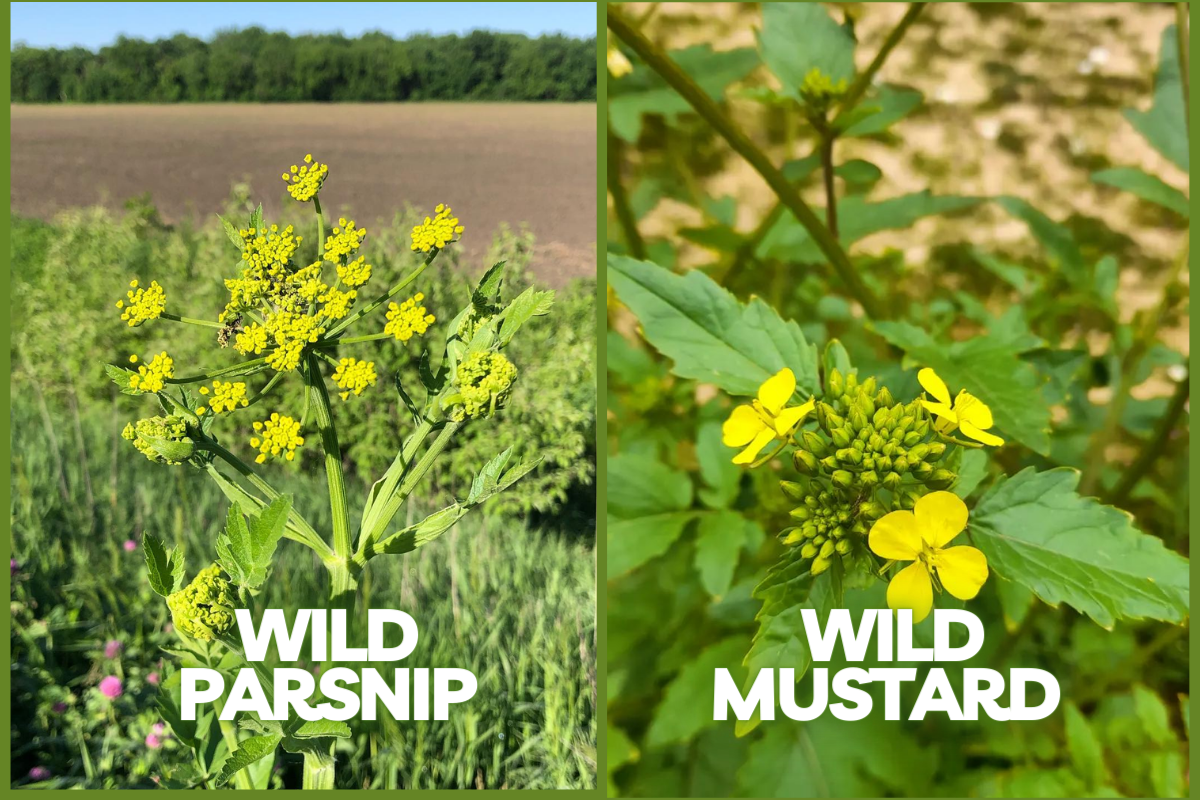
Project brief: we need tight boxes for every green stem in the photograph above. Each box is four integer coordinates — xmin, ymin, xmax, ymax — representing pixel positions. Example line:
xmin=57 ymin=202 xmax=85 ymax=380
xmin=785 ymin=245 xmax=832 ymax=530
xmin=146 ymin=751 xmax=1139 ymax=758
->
xmin=355 ymin=420 xmax=461 ymax=565
xmin=607 ymin=7 xmax=884 ymax=319
xmin=302 ymin=749 xmax=336 ymax=790
xmin=243 ymin=370 xmax=285 ymax=410
xmin=317 ymin=332 xmax=393 ymax=346
xmin=166 ymin=357 xmax=269 ymax=384
xmin=214 ymin=701 xmax=256 ymax=791
xmin=359 ymin=419 xmax=435 ymax=536
xmin=314 ymin=195 xmax=326 ymax=260
xmin=833 ymin=3 xmax=926 ymax=118
xmin=1107 ymin=370 xmax=1189 ymax=506
xmin=607 ymin=125 xmax=647 ymax=259
xmin=161 ymin=312 xmax=224 ymax=329
xmin=819 ymin=133 xmax=838 ymax=238
xmin=305 ymin=353 xmax=356 ymax=605
xmin=324 ymin=255 xmax=433 ymax=338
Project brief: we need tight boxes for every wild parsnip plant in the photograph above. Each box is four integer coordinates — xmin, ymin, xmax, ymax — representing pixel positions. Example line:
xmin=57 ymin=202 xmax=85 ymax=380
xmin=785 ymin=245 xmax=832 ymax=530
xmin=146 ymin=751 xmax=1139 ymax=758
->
xmin=607 ymin=4 xmax=1188 ymax=797
xmin=105 ymin=156 xmax=554 ymax=789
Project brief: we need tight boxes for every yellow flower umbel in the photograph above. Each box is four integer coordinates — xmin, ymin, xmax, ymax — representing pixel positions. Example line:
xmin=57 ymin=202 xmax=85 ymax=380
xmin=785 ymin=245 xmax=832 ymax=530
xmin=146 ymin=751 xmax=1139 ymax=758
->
xmin=250 ymin=413 xmax=305 ymax=463
xmin=200 ymin=381 xmax=249 ymax=414
xmin=116 ymin=279 xmax=166 ymax=327
xmin=167 ymin=565 xmax=236 ymax=642
xmin=128 ymin=351 xmax=175 ymax=394
xmin=411 ymin=204 xmax=464 ymax=252
xmin=917 ymin=368 xmax=1004 ymax=447
xmin=333 ymin=357 xmax=377 ymax=400
xmin=282 ymin=154 xmax=328 ymax=202
xmin=868 ymin=491 xmax=988 ymax=623
xmin=722 ymin=368 xmax=816 ymax=465
xmin=384 ymin=293 xmax=435 ymax=341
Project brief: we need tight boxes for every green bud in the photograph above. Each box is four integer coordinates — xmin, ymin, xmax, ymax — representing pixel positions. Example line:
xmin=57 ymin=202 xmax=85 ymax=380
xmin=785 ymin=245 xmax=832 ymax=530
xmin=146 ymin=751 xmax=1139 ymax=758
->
xmin=926 ymin=442 xmax=947 ymax=462
xmin=862 ymin=456 xmax=876 ymax=470
xmin=873 ymin=407 xmax=889 ymax=429
xmin=814 ymin=534 xmax=826 ymax=545
xmin=861 ymin=470 xmax=879 ymax=487
xmin=908 ymin=443 xmax=931 ymax=461
xmin=803 ymin=523 xmax=818 ymax=538
xmin=903 ymin=431 xmax=923 ymax=447
xmin=794 ymin=450 xmax=819 ymax=475
xmin=831 ymin=470 xmax=854 ymax=490
xmin=928 ymin=469 xmax=956 ymax=490
xmin=896 ymin=416 xmax=914 ymax=435
xmin=801 ymin=543 xmax=818 ymax=559
xmin=123 ymin=415 xmax=195 ymax=466
xmin=881 ymin=441 xmax=897 ymax=457
xmin=810 ymin=555 xmax=831 ymax=576
xmin=859 ymin=500 xmax=884 ymax=519
xmin=844 ymin=448 xmax=863 ymax=465
xmin=783 ymin=529 xmax=804 ymax=545
xmin=820 ymin=455 xmax=840 ymax=471
xmin=914 ymin=420 xmax=931 ymax=437
xmin=876 ymin=386 xmax=894 ymax=407
xmin=849 ymin=408 xmax=868 ymax=432
xmin=826 ymin=369 xmax=844 ymax=398
xmin=859 ymin=394 xmax=876 ymax=419
xmin=781 ymin=480 xmax=806 ymax=501
xmin=882 ymin=471 xmax=903 ymax=491
xmin=868 ymin=433 xmax=885 ymax=452
xmin=819 ymin=539 xmax=836 ymax=559
xmin=830 ymin=525 xmax=846 ymax=540
xmin=893 ymin=455 xmax=910 ymax=474
xmin=805 ymin=495 xmax=819 ymax=508
xmin=901 ymin=491 xmax=922 ymax=510
xmin=802 ymin=430 xmax=828 ymax=456
xmin=845 ymin=372 xmax=859 ymax=393
xmin=789 ymin=505 xmax=812 ymax=521
xmin=876 ymin=455 xmax=893 ymax=472
xmin=835 ymin=539 xmax=853 ymax=555
xmin=860 ymin=376 xmax=876 ymax=397
xmin=831 ymin=427 xmax=852 ymax=448
xmin=914 ymin=462 xmax=934 ymax=479
xmin=167 ymin=565 xmax=236 ymax=641
xmin=826 ymin=411 xmax=846 ymax=431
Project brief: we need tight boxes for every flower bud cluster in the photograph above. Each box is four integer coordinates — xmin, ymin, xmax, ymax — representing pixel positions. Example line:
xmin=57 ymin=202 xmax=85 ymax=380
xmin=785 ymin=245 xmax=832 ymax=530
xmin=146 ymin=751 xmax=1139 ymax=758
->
xmin=167 ymin=565 xmax=236 ymax=641
xmin=447 ymin=351 xmax=518 ymax=421
xmin=780 ymin=369 xmax=958 ymax=576
xmin=121 ymin=415 xmax=195 ymax=465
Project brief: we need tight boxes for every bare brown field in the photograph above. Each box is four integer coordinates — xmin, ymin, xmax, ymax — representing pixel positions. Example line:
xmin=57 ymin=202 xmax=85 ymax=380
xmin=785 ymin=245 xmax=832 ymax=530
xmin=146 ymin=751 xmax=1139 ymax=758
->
xmin=11 ymin=103 xmax=597 ymax=286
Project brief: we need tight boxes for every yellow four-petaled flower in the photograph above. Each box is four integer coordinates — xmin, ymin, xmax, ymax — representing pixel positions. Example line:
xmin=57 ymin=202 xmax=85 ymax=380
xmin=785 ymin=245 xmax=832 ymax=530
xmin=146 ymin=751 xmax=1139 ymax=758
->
xmin=721 ymin=368 xmax=815 ymax=465
xmin=868 ymin=491 xmax=989 ymax=623
xmin=918 ymin=368 xmax=1004 ymax=447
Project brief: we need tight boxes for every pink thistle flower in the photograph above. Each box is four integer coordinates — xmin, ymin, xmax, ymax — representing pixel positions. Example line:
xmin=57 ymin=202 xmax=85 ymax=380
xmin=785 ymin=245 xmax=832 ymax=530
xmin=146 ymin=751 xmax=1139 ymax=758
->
xmin=123 ymin=539 xmax=138 ymax=552
xmin=147 ymin=671 xmax=160 ymax=685
xmin=103 ymin=639 xmax=122 ymax=659
xmin=51 ymin=702 xmax=67 ymax=713
xmin=145 ymin=733 xmax=163 ymax=749
xmin=28 ymin=767 xmax=51 ymax=781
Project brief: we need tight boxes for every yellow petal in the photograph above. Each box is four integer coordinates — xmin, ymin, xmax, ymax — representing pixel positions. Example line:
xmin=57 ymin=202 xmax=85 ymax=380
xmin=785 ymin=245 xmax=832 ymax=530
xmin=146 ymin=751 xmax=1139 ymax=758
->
xmin=773 ymin=397 xmax=815 ymax=435
xmin=934 ymin=546 xmax=989 ymax=601
xmin=960 ymin=420 xmax=1005 ymax=447
xmin=869 ymin=510 xmax=922 ymax=560
xmin=919 ymin=399 xmax=958 ymax=423
xmin=722 ymin=405 xmax=765 ymax=447
xmin=757 ymin=368 xmax=796 ymax=415
xmin=914 ymin=491 xmax=969 ymax=549
xmin=953 ymin=391 xmax=994 ymax=429
xmin=733 ymin=428 xmax=776 ymax=465
xmin=887 ymin=561 xmax=934 ymax=623
xmin=918 ymin=367 xmax=952 ymax=406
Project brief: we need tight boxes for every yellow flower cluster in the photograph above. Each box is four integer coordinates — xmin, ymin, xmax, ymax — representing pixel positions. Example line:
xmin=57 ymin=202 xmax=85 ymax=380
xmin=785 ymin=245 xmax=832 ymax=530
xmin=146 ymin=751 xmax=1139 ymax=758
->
xmin=199 ymin=380 xmax=249 ymax=414
xmin=250 ymin=413 xmax=305 ymax=463
xmin=337 ymin=255 xmax=372 ymax=288
xmin=384 ymin=293 xmax=435 ymax=342
xmin=333 ymin=357 xmax=377 ymax=401
xmin=449 ymin=351 xmax=517 ymax=421
xmin=410 ymin=204 xmax=464 ymax=252
xmin=282 ymin=154 xmax=328 ymax=202
xmin=121 ymin=415 xmax=193 ymax=465
xmin=116 ymin=279 xmax=166 ymax=327
xmin=167 ymin=565 xmax=236 ymax=641
xmin=324 ymin=218 xmax=367 ymax=263
xmin=128 ymin=351 xmax=174 ymax=394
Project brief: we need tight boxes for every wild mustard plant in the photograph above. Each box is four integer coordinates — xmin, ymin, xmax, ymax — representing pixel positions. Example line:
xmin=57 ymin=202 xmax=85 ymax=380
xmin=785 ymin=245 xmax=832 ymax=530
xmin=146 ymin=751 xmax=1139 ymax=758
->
xmin=107 ymin=155 xmax=554 ymax=789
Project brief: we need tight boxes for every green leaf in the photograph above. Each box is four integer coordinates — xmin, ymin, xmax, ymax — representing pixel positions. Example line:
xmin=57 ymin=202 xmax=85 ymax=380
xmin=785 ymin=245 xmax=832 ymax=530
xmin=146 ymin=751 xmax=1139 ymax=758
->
xmin=609 ymin=45 xmax=760 ymax=141
xmin=1092 ymin=167 xmax=1188 ymax=218
xmin=758 ymin=2 xmax=855 ymax=97
xmin=105 ymin=363 xmax=142 ymax=395
xmin=1064 ymin=702 xmax=1108 ymax=788
xmin=608 ymin=452 xmax=695 ymax=578
xmin=871 ymin=320 xmax=1051 ymax=454
xmin=216 ymin=214 xmax=245 ymax=249
xmin=467 ymin=448 xmax=513 ymax=505
xmin=822 ymin=339 xmax=853 ymax=384
xmin=216 ymin=734 xmax=281 ymax=787
xmin=971 ymin=468 xmax=1190 ymax=628
xmin=953 ymin=448 xmax=989 ymax=498
xmin=608 ymin=255 xmax=819 ymax=397
xmin=473 ymin=260 xmax=507 ymax=304
xmin=375 ymin=504 xmax=468 ymax=556
xmin=248 ymin=204 xmax=263 ymax=234
xmin=646 ymin=636 xmax=749 ymax=747
xmin=759 ymin=191 xmax=979 ymax=262
xmin=835 ymin=159 xmax=883 ymax=190
xmin=694 ymin=511 xmax=746 ymax=597
xmin=994 ymin=196 xmax=1085 ymax=274
xmin=1124 ymin=25 xmax=1188 ymax=171
xmin=393 ymin=374 xmax=421 ymax=425
xmin=290 ymin=720 xmax=352 ymax=739
xmin=144 ymin=533 xmax=185 ymax=597
xmin=696 ymin=421 xmax=741 ymax=509
xmin=215 ymin=496 xmax=291 ymax=591
xmin=498 ymin=287 xmax=554 ymax=345
xmin=838 ymin=85 xmax=924 ymax=137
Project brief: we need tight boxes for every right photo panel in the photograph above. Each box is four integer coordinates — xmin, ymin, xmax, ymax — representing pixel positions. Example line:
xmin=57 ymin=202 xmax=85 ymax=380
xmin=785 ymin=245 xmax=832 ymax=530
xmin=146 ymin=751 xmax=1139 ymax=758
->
xmin=605 ymin=3 xmax=1190 ymax=797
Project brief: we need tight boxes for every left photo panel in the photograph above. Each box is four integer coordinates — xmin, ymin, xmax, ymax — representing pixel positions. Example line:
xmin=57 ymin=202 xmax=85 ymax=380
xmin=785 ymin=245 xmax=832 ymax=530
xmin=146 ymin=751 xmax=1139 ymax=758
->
xmin=10 ymin=1 xmax=598 ymax=789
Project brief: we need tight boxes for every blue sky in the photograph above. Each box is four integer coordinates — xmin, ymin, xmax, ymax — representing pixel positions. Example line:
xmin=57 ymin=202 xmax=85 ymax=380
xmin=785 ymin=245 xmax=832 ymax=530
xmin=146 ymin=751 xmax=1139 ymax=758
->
xmin=11 ymin=2 xmax=597 ymax=49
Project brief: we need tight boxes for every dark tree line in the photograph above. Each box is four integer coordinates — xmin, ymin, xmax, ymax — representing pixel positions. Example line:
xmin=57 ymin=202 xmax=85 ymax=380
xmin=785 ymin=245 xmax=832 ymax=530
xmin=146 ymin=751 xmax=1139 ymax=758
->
xmin=11 ymin=28 xmax=597 ymax=102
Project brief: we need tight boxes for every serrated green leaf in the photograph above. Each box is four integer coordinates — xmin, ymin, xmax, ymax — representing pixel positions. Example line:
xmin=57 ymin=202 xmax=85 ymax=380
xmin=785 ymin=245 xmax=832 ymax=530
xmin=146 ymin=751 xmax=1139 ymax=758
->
xmin=994 ymin=196 xmax=1085 ymax=275
xmin=498 ymin=287 xmax=554 ymax=345
xmin=609 ymin=45 xmax=760 ymax=141
xmin=758 ymin=2 xmax=855 ymax=98
xmin=1064 ymin=702 xmax=1108 ymax=788
xmin=1124 ymin=25 xmax=1188 ymax=171
xmin=216 ymin=734 xmax=281 ymax=787
xmin=105 ymin=363 xmax=142 ymax=395
xmin=375 ymin=504 xmax=468 ymax=556
xmin=646 ymin=636 xmax=749 ymax=748
xmin=608 ymin=452 xmax=695 ymax=578
xmin=871 ymin=320 xmax=1051 ymax=454
xmin=215 ymin=496 xmax=291 ymax=590
xmin=696 ymin=421 xmax=741 ymax=509
xmin=216 ymin=213 xmax=245 ymax=249
xmin=838 ymin=85 xmax=924 ymax=137
xmin=608 ymin=255 xmax=819 ymax=397
xmin=1092 ymin=167 xmax=1188 ymax=218
xmin=144 ymin=533 xmax=185 ymax=597
xmin=249 ymin=204 xmax=263 ymax=234
xmin=290 ymin=719 xmax=352 ymax=739
xmin=468 ymin=448 xmax=513 ymax=505
xmin=971 ymin=468 xmax=1190 ymax=628
xmin=694 ymin=511 xmax=746 ymax=598
xmin=474 ymin=260 xmax=506 ymax=304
